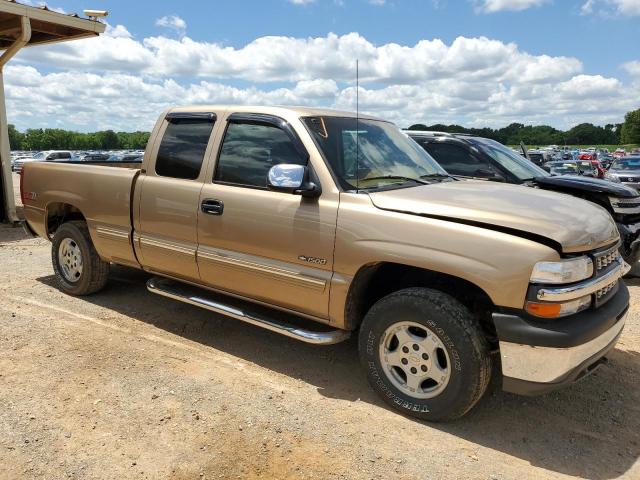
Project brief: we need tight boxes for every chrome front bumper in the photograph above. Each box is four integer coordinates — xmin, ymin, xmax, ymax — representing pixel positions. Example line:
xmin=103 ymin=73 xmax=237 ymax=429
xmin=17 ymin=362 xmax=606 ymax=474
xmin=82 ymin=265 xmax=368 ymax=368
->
xmin=499 ymin=312 xmax=625 ymax=384
xmin=493 ymin=282 xmax=629 ymax=396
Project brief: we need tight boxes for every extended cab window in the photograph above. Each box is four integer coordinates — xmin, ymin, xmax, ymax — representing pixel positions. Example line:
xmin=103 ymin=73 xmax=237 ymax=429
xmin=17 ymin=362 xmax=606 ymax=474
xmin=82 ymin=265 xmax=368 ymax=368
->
xmin=155 ymin=117 xmax=215 ymax=180
xmin=215 ymin=121 xmax=306 ymax=188
xmin=422 ymin=142 xmax=498 ymax=178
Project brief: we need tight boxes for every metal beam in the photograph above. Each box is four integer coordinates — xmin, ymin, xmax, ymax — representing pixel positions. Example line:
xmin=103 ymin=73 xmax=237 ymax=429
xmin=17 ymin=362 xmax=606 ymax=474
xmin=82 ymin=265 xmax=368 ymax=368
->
xmin=0 ymin=15 xmax=30 ymax=223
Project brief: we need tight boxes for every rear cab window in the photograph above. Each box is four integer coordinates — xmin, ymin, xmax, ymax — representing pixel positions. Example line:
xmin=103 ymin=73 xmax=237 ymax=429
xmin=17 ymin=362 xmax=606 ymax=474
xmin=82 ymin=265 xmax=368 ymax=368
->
xmin=155 ymin=113 xmax=216 ymax=180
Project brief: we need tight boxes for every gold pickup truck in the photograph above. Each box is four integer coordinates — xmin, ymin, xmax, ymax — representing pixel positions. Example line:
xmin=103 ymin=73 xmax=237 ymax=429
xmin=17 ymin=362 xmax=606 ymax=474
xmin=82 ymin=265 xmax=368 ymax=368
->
xmin=21 ymin=106 xmax=630 ymax=421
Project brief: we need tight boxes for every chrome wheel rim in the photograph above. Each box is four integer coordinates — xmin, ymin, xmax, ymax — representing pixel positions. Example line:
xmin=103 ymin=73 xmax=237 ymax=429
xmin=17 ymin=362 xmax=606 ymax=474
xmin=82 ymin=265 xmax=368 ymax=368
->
xmin=379 ymin=321 xmax=451 ymax=399
xmin=58 ymin=238 xmax=83 ymax=283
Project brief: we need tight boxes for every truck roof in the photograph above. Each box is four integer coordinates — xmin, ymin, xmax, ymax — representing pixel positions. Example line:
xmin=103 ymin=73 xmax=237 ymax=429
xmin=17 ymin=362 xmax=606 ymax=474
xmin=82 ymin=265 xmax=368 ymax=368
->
xmin=167 ymin=105 xmax=384 ymax=121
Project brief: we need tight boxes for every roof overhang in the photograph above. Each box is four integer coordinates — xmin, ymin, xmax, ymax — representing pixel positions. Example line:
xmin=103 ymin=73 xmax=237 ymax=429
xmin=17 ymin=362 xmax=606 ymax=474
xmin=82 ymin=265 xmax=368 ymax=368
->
xmin=0 ymin=0 xmax=105 ymax=49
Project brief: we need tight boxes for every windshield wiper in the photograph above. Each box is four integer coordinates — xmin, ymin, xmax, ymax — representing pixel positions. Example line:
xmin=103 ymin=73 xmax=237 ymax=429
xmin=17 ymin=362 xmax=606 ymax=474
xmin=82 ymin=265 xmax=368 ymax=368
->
xmin=361 ymin=175 xmax=429 ymax=185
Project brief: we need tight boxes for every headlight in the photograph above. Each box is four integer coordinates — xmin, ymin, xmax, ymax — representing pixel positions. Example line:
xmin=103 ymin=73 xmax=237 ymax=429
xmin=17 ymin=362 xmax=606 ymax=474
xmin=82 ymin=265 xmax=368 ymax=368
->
xmin=525 ymin=295 xmax=592 ymax=318
xmin=530 ymin=256 xmax=593 ymax=284
xmin=605 ymin=173 xmax=620 ymax=183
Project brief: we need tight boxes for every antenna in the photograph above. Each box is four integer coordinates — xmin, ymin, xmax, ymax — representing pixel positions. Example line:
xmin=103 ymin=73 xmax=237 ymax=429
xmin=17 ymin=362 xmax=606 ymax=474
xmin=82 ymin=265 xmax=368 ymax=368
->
xmin=356 ymin=59 xmax=360 ymax=193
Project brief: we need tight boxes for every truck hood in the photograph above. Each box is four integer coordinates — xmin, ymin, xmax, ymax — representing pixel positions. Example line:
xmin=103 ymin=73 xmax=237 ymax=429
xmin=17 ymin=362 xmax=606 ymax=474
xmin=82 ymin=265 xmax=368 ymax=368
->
xmin=534 ymin=175 xmax=639 ymax=198
xmin=368 ymin=181 xmax=618 ymax=253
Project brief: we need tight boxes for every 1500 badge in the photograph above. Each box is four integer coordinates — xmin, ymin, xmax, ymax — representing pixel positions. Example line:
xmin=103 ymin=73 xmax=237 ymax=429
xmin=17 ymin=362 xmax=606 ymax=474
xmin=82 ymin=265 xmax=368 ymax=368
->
xmin=298 ymin=255 xmax=327 ymax=265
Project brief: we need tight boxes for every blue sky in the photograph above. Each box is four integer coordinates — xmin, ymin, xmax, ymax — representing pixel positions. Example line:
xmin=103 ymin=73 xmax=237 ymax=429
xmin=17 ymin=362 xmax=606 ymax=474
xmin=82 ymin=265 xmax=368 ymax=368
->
xmin=7 ymin=0 xmax=640 ymax=132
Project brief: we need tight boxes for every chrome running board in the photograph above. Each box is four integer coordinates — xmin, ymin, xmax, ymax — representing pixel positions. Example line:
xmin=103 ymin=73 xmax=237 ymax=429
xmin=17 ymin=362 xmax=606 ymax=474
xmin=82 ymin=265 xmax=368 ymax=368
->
xmin=146 ymin=277 xmax=350 ymax=345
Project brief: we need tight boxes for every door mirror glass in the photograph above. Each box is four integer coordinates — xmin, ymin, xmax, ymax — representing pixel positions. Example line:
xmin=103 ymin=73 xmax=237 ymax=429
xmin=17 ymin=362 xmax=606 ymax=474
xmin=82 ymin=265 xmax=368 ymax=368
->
xmin=267 ymin=164 xmax=321 ymax=197
xmin=268 ymin=164 xmax=305 ymax=190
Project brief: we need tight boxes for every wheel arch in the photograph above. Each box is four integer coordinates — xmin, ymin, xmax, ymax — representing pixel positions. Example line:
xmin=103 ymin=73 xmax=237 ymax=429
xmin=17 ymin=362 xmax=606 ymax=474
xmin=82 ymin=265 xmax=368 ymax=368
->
xmin=46 ymin=202 xmax=87 ymax=239
xmin=343 ymin=262 xmax=497 ymax=342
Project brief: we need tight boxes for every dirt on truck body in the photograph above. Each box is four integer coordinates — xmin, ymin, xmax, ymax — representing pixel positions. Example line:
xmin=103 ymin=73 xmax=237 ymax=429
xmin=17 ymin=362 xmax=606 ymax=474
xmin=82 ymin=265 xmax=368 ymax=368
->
xmin=20 ymin=105 xmax=630 ymax=421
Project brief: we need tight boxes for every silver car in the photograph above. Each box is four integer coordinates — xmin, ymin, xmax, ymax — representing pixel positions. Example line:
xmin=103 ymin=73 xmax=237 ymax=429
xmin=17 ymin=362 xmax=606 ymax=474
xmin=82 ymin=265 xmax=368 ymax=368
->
xmin=607 ymin=156 xmax=640 ymax=189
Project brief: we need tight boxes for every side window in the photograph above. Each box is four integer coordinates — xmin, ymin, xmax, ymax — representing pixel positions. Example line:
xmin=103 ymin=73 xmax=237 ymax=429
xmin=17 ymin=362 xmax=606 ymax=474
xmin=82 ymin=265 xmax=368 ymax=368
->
xmin=423 ymin=143 xmax=496 ymax=178
xmin=155 ymin=117 xmax=215 ymax=180
xmin=58 ymin=152 xmax=71 ymax=160
xmin=215 ymin=121 xmax=306 ymax=188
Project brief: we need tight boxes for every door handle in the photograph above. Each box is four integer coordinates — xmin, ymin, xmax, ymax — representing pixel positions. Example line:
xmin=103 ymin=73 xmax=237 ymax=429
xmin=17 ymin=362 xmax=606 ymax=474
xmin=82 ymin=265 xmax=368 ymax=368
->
xmin=201 ymin=199 xmax=224 ymax=215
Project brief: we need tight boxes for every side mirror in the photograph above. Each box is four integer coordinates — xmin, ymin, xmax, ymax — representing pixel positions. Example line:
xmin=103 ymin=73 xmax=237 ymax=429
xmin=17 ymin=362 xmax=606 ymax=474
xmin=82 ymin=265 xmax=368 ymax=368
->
xmin=267 ymin=164 xmax=321 ymax=198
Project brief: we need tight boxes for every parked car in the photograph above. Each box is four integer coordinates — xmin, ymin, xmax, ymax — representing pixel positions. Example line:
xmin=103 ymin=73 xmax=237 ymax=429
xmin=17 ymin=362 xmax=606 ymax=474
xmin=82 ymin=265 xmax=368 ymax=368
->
xmin=613 ymin=149 xmax=627 ymax=159
xmin=80 ymin=153 xmax=111 ymax=162
xmin=12 ymin=150 xmax=72 ymax=173
xmin=578 ymin=150 xmax=596 ymax=162
xmin=407 ymin=131 xmax=640 ymax=269
xmin=542 ymin=160 xmax=579 ymax=176
xmin=21 ymin=106 xmax=629 ymax=421
xmin=607 ymin=156 xmax=640 ymax=189
xmin=526 ymin=148 xmax=545 ymax=165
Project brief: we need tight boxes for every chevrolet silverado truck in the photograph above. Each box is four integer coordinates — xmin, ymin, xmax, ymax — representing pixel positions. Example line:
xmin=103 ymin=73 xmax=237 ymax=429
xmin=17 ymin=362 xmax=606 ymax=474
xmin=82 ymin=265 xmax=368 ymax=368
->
xmin=407 ymin=131 xmax=640 ymax=273
xmin=21 ymin=106 xmax=630 ymax=421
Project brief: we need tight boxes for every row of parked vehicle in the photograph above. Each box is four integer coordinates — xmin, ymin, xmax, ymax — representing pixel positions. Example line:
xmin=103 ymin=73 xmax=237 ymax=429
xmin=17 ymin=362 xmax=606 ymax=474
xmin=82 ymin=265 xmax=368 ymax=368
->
xmin=10 ymin=150 xmax=144 ymax=173
xmin=526 ymin=145 xmax=637 ymax=167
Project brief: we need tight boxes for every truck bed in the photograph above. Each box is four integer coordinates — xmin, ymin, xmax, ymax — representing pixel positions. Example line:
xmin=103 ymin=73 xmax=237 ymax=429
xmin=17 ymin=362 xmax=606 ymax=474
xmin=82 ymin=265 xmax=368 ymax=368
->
xmin=22 ymin=162 xmax=140 ymax=267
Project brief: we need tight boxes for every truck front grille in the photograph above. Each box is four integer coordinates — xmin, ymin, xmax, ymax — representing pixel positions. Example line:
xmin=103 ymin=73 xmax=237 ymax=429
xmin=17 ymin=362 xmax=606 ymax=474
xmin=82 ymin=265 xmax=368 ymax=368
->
xmin=595 ymin=278 xmax=620 ymax=307
xmin=594 ymin=246 xmax=621 ymax=273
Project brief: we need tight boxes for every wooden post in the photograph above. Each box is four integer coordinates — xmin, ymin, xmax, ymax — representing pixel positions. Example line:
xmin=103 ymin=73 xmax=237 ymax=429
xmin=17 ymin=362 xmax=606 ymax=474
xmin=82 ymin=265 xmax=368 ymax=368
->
xmin=0 ymin=15 xmax=31 ymax=223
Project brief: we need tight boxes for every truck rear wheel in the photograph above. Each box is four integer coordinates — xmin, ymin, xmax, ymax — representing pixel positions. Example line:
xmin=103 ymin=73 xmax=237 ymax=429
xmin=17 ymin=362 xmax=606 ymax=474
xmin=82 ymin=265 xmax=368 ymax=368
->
xmin=358 ymin=287 xmax=491 ymax=421
xmin=51 ymin=221 xmax=109 ymax=296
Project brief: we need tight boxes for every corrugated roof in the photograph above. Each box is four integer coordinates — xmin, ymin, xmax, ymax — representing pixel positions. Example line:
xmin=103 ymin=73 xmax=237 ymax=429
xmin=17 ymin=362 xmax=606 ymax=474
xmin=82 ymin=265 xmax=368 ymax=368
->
xmin=0 ymin=0 xmax=105 ymax=49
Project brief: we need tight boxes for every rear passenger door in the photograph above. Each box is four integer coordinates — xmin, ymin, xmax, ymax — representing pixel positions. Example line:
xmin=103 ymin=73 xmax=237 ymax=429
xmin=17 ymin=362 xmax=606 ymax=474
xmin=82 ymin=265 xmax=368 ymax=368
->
xmin=196 ymin=113 xmax=338 ymax=320
xmin=135 ymin=112 xmax=217 ymax=281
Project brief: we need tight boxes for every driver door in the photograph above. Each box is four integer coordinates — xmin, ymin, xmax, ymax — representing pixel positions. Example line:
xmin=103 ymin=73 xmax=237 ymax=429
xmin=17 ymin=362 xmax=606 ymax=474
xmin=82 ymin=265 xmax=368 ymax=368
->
xmin=196 ymin=113 xmax=338 ymax=320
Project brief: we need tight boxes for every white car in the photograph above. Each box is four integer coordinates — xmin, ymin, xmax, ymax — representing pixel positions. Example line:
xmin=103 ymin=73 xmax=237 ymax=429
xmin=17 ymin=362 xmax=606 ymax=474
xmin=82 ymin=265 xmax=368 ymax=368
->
xmin=13 ymin=150 xmax=72 ymax=173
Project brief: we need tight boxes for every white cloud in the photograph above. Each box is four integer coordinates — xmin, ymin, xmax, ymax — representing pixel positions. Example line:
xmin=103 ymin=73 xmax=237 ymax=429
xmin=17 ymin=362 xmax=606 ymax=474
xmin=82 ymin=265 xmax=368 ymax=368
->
xmin=20 ymin=0 xmax=66 ymax=13
xmin=155 ymin=15 xmax=187 ymax=35
xmin=288 ymin=0 xmax=316 ymax=4
xmin=5 ymin=28 xmax=637 ymax=132
xmin=622 ymin=60 xmax=640 ymax=76
xmin=17 ymin=31 xmax=582 ymax=87
xmin=581 ymin=0 xmax=640 ymax=15
xmin=477 ymin=0 xmax=549 ymax=13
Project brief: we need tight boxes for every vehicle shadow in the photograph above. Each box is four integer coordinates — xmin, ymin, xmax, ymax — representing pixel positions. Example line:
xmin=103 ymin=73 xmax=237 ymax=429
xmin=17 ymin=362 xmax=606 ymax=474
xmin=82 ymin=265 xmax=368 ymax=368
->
xmin=0 ymin=223 xmax=31 ymax=244
xmin=37 ymin=267 xmax=640 ymax=480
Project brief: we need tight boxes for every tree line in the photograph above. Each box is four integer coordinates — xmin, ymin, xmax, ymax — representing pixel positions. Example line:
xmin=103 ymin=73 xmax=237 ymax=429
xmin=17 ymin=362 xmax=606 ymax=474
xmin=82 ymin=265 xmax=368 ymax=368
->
xmin=8 ymin=125 xmax=150 ymax=151
xmin=408 ymin=107 xmax=640 ymax=146
xmin=7 ymin=107 xmax=640 ymax=151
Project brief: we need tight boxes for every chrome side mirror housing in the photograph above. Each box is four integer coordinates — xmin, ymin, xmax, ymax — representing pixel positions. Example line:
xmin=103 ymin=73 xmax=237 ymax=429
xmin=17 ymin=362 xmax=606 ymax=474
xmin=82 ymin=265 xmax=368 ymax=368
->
xmin=267 ymin=164 xmax=321 ymax=198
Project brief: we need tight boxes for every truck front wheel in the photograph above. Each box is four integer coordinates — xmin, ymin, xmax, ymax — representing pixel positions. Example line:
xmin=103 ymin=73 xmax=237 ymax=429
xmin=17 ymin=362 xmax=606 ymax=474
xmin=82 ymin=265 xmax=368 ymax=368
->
xmin=51 ymin=221 xmax=110 ymax=296
xmin=358 ymin=288 xmax=492 ymax=421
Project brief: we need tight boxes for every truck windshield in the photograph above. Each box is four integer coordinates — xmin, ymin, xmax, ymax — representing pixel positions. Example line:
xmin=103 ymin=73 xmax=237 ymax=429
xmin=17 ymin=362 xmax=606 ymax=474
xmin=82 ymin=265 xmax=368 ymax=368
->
xmin=302 ymin=116 xmax=448 ymax=191
xmin=467 ymin=137 xmax=550 ymax=181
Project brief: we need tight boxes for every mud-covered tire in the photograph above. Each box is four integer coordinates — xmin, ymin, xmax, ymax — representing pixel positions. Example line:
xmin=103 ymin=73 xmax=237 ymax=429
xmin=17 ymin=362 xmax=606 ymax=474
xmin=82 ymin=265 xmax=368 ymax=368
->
xmin=51 ymin=221 xmax=109 ymax=296
xmin=358 ymin=287 xmax=492 ymax=422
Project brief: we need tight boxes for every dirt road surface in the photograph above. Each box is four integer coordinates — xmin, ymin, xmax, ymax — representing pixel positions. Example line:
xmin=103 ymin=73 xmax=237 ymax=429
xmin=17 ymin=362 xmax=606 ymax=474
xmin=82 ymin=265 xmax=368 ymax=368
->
xmin=1 ymin=183 xmax=639 ymax=479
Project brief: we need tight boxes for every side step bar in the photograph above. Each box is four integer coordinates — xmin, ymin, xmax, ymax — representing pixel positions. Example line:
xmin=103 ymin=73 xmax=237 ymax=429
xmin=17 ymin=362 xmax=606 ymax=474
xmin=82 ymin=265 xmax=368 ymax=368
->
xmin=146 ymin=277 xmax=350 ymax=345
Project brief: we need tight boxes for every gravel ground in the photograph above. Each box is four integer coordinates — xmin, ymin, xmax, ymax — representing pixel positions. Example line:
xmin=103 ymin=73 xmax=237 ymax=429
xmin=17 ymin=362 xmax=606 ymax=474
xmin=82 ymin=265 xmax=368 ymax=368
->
xmin=1 ymin=175 xmax=639 ymax=479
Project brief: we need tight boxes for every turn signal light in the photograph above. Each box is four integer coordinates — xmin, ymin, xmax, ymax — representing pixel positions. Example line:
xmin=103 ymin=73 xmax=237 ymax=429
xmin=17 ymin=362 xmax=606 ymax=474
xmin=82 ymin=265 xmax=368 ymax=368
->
xmin=525 ymin=295 xmax=591 ymax=319
xmin=526 ymin=302 xmax=561 ymax=318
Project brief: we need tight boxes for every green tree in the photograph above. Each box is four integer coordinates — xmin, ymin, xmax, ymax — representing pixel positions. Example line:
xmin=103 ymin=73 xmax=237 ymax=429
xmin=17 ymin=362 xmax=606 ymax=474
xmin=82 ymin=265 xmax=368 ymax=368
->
xmin=7 ymin=124 xmax=23 ymax=150
xmin=621 ymin=108 xmax=640 ymax=144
